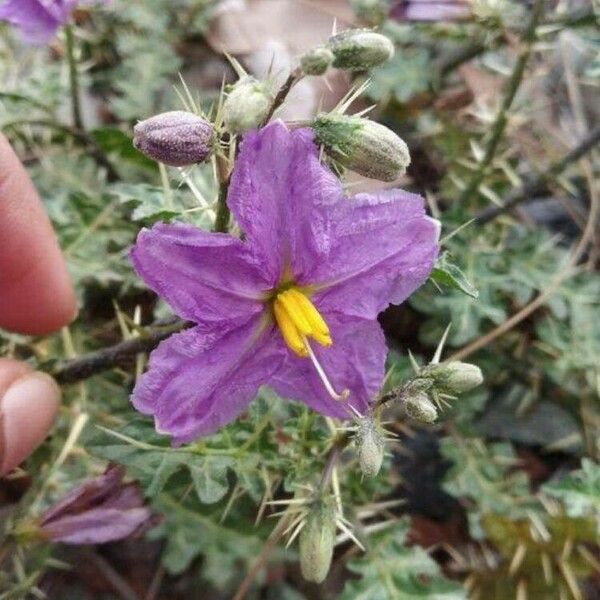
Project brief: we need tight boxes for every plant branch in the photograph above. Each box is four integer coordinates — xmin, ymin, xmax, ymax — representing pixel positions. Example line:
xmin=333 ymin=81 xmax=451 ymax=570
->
xmin=47 ymin=319 xmax=189 ymax=385
xmin=232 ymin=511 xmax=294 ymax=600
xmin=4 ymin=119 xmax=120 ymax=181
xmin=437 ymin=5 xmax=593 ymax=80
xmin=65 ymin=25 xmax=84 ymax=131
xmin=475 ymin=125 xmax=600 ymax=224
xmin=451 ymin=156 xmax=598 ymax=362
xmin=262 ymin=66 xmax=303 ymax=125
xmin=458 ymin=0 xmax=544 ymax=204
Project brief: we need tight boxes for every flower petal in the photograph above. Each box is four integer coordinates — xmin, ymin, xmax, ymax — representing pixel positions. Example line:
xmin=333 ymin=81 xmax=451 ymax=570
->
xmin=227 ymin=121 xmax=342 ymax=283
xmin=391 ymin=1 xmax=471 ymax=22
xmin=310 ymin=189 xmax=440 ymax=320
xmin=269 ymin=314 xmax=386 ymax=418
xmin=131 ymin=222 xmax=269 ymax=326
xmin=40 ymin=465 xmax=126 ymax=524
xmin=0 ymin=0 xmax=73 ymax=43
xmin=41 ymin=507 xmax=152 ymax=544
xmin=131 ymin=318 xmax=284 ymax=444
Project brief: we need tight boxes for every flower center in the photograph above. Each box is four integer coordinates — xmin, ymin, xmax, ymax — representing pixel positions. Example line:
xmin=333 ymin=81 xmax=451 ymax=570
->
xmin=272 ymin=287 xmax=349 ymax=402
xmin=273 ymin=288 xmax=332 ymax=357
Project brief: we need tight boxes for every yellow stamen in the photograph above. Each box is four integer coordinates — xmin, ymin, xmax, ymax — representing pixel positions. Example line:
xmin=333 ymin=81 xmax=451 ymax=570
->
xmin=274 ymin=288 xmax=332 ymax=356
xmin=277 ymin=291 xmax=312 ymax=335
xmin=273 ymin=299 xmax=307 ymax=357
xmin=286 ymin=289 xmax=331 ymax=341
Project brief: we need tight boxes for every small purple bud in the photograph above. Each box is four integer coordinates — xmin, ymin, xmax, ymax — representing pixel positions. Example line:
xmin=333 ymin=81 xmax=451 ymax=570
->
xmin=37 ymin=465 xmax=154 ymax=545
xmin=133 ymin=111 xmax=215 ymax=167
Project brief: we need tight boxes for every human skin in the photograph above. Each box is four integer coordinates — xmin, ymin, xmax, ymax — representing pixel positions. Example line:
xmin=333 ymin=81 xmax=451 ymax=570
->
xmin=0 ymin=133 xmax=76 ymax=475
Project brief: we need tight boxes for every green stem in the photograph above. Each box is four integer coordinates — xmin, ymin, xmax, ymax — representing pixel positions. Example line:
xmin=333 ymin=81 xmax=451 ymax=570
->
xmin=458 ymin=0 xmax=545 ymax=204
xmin=65 ymin=25 xmax=84 ymax=131
xmin=214 ymin=180 xmax=230 ymax=233
xmin=213 ymin=153 xmax=231 ymax=233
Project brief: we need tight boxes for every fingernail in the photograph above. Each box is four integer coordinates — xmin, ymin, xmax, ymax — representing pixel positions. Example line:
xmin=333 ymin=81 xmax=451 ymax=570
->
xmin=0 ymin=373 xmax=60 ymax=475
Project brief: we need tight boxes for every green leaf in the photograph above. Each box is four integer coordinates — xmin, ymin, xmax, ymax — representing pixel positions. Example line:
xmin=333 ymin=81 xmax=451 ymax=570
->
xmin=431 ymin=252 xmax=479 ymax=299
xmin=86 ymin=421 xmax=233 ymax=504
xmin=368 ymin=48 xmax=432 ymax=104
xmin=341 ymin=519 xmax=465 ymax=599
xmin=148 ymin=494 xmax=272 ymax=589
xmin=542 ymin=459 xmax=600 ymax=523
xmin=110 ymin=183 xmax=181 ymax=223
xmin=91 ymin=127 xmax=157 ymax=172
xmin=440 ymin=437 xmax=533 ymax=519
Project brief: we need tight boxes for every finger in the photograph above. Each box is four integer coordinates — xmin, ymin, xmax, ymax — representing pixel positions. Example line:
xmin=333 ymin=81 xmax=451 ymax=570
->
xmin=0 ymin=359 xmax=60 ymax=475
xmin=0 ymin=134 xmax=77 ymax=335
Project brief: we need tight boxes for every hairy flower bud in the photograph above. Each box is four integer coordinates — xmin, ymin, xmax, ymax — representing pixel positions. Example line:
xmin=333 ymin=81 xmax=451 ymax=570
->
xmin=300 ymin=46 xmax=334 ymax=76
xmin=404 ymin=391 xmax=438 ymax=424
xmin=328 ymin=28 xmax=394 ymax=71
xmin=223 ymin=76 xmax=274 ymax=135
xmin=312 ymin=113 xmax=410 ymax=181
xmin=355 ymin=416 xmax=385 ymax=477
xmin=424 ymin=361 xmax=483 ymax=394
xmin=133 ymin=111 xmax=214 ymax=167
xmin=299 ymin=498 xmax=336 ymax=583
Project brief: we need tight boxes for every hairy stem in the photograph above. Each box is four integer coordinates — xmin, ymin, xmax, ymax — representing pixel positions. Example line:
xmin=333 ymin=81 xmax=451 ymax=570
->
xmin=262 ymin=67 xmax=303 ymax=126
xmin=458 ymin=0 xmax=544 ymax=204
xmin=47 ymin=319 xmax=189 ymax=384
xmin=65 ymin=25 xmax=84 ymax=131
xmin=213 ymin=153 xmax=231 ymax=233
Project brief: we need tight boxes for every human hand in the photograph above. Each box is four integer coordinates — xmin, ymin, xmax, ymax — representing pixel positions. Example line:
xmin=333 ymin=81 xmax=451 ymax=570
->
xmin=0 ymin=134 xmax=76 ymax=475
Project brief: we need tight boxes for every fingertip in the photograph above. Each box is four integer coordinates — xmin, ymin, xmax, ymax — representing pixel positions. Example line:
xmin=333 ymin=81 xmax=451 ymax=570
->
xmin=0 ymin=372 xmax=61 ymax=475
xmin=0 ymin=134 xmax=77 ymax=335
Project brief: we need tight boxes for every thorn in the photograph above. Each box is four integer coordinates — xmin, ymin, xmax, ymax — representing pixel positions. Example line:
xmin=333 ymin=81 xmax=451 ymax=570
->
xmin=541 ymin=552 xmax=553 ymax=585
xmin=432 ymin=324 xmax=452 ymax=364
xmin=577 ymin=545 xmax=600 ymax=573
xmin=561 ymin=538 xmax=573 ymax=562
xmin=516 ymin=578 xmax=527 ymax=600
xmin=336 ymin=519 xmax=365 ymax=551
xmin=558 ymin=559 xmax=582 ymax=600
xmin=408 ymin=350 xmax=421 ymax=373
xmin=285 ymin=519 xmax=306 ymax=548
xmin=509 ymin=544 xmax=527 ymax=576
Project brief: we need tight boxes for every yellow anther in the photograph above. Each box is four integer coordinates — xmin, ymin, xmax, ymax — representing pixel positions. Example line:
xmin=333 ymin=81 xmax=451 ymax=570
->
xmin=273 ymin=298 xmax=308 ymax=357
xmin=277 ymin=290 xmax=312 ymax=335
xmin=274 ymin=288 xmax=332 ymax=356
xmin=287 ymin=289 xmax=331 ymax=340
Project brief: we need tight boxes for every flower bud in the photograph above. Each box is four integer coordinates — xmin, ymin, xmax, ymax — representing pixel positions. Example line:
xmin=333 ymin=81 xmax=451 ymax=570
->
xmin=133 ymin=111 xmax=214 ymax=167
xmin=424 ymin=361 xmax=483 ymax=394
xmin=404 ymin=391 xmax=438 ymax=424
xmin=355 ymin=416 xmax=385 ymax=477
xmin=328 ymin=28 xmax=394 ymax=71
xmin=299 ymin=497 xmax=336 ymax=583
xmin=223 ymin=76 xmax=274 ymax=135
xmin=300 ymin=46 xmax=334 ymax=76
xmin=312 ymin=113 xmax=410 ymax=181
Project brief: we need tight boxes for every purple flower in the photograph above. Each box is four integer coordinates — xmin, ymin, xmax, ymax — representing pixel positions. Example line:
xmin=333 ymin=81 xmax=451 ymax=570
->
xmin=130 ymin=121 xmax=440 ymax=444
xmin=39 ymin=465 xmax=153 ymax=544
xmin=0 ymin=0 xmax=105 ymax=44
xmin=391 ymin=0 xmax=472 ymax=21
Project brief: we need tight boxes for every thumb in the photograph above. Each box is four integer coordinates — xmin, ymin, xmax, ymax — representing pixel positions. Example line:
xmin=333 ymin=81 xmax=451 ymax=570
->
xmin=0 ymin=359 xmax=60 ymax=476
